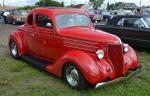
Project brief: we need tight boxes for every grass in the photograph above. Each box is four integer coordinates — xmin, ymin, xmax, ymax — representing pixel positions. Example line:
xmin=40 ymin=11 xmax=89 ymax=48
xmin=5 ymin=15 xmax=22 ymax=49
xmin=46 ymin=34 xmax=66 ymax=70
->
xmin=0 ymin=47 xmax=150 ymax=96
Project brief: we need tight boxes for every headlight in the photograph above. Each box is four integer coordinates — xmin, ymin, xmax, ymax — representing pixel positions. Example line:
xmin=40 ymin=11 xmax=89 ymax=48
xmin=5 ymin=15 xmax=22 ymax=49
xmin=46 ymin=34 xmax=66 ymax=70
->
xmin=96 ymin=50 xmax=104 ymax=59
xmin=123 ymin=44 xmax=129 ymax=53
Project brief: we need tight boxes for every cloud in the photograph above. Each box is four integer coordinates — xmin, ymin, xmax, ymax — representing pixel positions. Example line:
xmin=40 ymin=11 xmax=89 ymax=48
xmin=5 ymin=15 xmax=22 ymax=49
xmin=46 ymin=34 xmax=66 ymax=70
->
xmin=0 ymin=0 xmax=39 ymax=6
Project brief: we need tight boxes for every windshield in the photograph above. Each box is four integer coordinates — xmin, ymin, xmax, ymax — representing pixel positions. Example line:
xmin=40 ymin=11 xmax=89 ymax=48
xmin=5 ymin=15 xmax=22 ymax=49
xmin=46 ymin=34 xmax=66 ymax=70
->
xmin=143 ymin=17 xmax=150 ymax=28
xmin=15 ymin=10 xmax=27 ymax=16
xmin=55 ymin=13 xmax=91 ymax=28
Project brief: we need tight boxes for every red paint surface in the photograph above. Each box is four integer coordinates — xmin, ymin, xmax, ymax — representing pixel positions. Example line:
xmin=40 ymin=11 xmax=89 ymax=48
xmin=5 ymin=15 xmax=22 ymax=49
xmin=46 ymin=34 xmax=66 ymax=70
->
xmin=9 ymin=8 xmax=140 ymax=85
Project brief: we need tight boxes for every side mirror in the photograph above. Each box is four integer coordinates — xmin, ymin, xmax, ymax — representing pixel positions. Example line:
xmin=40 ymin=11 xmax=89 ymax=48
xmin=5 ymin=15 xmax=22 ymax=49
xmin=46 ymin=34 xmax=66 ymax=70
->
xmin=46 ymin=23 xmax=53 ymax=28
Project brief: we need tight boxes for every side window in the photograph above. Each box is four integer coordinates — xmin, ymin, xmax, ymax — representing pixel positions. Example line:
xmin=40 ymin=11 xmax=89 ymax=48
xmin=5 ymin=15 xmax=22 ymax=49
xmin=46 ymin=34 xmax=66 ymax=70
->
xmin=27 ymin=14 xmax=33 ymax=26
xmin=116 ymin=18 xmax=124 ymax=27
xmin=36 ymin=14 xmax=52 ymax=28
xmin=123 ymin=18 xmax=138 ymax=28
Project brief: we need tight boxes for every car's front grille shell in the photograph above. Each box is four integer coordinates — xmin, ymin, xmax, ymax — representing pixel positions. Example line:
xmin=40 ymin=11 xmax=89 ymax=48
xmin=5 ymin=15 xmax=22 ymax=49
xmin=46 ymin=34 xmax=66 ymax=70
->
xmin=108 ymin=44 xmax=124 ymax=77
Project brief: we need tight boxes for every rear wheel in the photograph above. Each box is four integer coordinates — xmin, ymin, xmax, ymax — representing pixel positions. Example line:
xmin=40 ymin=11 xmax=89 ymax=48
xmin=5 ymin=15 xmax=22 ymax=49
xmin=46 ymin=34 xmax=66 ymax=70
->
xmin=63 ymin=64 xmax=87 ymax=89
xmin=10 ymin=40 xmax=20 ymax=59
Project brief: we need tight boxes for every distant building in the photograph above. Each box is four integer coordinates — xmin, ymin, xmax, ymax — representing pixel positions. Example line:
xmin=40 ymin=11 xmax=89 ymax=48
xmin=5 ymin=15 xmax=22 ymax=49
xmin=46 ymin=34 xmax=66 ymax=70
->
xmin=70 ymin=3 xmax=93 ymax=11
xmin=0 ymin=6 xmax=16 ymax=11
xmin=117 ymin=3 xmax=139 ymax=10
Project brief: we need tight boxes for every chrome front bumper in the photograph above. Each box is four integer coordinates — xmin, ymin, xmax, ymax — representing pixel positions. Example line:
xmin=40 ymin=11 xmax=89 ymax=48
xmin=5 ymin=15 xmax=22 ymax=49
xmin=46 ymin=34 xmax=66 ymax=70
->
xmin=95 ymin=67 xmax=141 ymax=88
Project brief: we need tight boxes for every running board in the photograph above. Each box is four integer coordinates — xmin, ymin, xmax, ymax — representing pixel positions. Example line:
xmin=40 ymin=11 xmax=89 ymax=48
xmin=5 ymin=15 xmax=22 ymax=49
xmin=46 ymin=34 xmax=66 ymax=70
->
xmin=22 ymin=54 xmax=51 ymax=70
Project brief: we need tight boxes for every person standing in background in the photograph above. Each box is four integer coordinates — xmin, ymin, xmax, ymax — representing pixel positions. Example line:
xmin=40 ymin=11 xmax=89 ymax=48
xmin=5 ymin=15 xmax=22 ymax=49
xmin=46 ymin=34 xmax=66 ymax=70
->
xmin=3 ymin=10 xmax=10 ymax=24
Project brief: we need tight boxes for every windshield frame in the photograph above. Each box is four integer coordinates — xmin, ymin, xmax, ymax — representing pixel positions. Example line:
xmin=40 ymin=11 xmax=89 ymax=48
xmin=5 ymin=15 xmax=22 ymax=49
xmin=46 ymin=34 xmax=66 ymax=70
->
xmin=55 ymin=13 xmax=92 ymax=29
xmin=143 ymin=17 xmax=150 ymax=28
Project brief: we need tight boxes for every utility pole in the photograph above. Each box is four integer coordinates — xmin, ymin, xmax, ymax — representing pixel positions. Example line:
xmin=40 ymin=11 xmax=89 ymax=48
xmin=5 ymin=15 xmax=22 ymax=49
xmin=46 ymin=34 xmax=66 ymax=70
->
xmin=3 ymin=0 xmax=4 ymax=6
xmin=107 ymin=0 xmax=110 ymax=10
xmin=140 ymin=0 xmax=141 ymax=8
xmin=71 ymin=0 xmax=73 ymax=6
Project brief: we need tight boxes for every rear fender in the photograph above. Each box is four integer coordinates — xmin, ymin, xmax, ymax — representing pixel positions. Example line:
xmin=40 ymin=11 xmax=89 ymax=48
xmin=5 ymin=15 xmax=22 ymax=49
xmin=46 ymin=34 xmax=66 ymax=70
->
xmin=46 ymin=50 xmax=101 ymax=84
xmin=9 ymin=31 xmax=26 ymax=56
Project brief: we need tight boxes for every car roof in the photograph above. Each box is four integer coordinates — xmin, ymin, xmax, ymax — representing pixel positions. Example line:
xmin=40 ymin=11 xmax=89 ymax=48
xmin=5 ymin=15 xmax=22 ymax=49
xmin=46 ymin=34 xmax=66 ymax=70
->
xmin=31 ymin=7 xmax=87 ymax=15
xmin=107 ymin=15 xmax=150 ymax=25
xmin=113 ymin=15 xmax=150 ymax=18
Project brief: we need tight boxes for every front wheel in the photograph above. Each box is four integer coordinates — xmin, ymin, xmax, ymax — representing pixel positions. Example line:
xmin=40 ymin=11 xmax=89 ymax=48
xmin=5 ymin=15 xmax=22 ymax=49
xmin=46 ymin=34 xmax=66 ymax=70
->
xmin=63 ymin=64 xmax=87 ymax=89
xmin=10 ymin=40 xmax=20 ymax=59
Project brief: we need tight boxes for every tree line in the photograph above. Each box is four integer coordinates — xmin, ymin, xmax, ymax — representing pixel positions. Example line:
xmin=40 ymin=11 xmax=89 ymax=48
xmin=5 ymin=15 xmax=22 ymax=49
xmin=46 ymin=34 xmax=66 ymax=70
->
xmin=17 ymin=0 xmax=64 ymax=10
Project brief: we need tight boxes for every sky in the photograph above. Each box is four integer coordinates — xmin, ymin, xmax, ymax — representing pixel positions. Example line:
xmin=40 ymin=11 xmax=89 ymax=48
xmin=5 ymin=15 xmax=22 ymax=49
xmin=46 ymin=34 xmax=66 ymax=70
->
xmin=0 ymin=0 xmax=149 ymax=7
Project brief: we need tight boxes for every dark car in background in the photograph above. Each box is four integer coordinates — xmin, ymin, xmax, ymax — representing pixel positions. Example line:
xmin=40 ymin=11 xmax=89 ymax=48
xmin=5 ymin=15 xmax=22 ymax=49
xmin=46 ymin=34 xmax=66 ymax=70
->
xmin=101 ymin=11 xmax=112 ymax=22
xmin=7 ymin=10 xmax=28 ymax=24
xmin=95 ymin=15 xmax=150 ymax=49
xmin=87 ymin=10 xmax=103 ymax=23
xmin=0 ymin=11 xmax=4 ymax=19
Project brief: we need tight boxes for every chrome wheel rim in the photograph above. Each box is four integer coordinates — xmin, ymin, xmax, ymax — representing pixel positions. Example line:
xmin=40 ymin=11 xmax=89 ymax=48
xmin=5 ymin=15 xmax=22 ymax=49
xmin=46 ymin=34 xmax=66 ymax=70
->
xmin=11 ymin=42 xmax=17 ymax=56
xmin=66 ymin=66 xmax=79 ymax=87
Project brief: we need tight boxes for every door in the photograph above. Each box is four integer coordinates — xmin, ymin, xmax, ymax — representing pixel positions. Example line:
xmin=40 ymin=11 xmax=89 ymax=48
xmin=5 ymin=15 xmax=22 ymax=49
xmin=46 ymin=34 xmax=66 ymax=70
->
xmin=33 ymin=14 xmax=57 ymax=61
xmin=108 ymin=18 xmax=126 ymax=39
xmin=23 ymin=14 xmax=36 ymax=53
xmin=122 ymin=18 xmax=150 ymax=47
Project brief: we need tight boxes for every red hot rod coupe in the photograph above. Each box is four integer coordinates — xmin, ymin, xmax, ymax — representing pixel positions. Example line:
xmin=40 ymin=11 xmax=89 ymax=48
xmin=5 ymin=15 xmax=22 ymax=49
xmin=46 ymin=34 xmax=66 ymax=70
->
xmin=9 ymin=8 xmax=141 ymax=89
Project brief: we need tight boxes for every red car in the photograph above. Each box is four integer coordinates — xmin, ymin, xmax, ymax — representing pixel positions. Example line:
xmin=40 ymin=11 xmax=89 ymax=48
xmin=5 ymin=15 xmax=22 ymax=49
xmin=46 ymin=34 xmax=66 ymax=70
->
xmin=9 ymin=8 xmax=141 ymax=89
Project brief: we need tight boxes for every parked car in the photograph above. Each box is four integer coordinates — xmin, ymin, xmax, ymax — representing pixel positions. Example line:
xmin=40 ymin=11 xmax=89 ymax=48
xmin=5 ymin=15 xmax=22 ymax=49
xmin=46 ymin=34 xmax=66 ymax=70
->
xmin=9 ymin=8 xmax=141 ymax=89
xmin=0 ymin=11 xmax=4 ymax=19
xmin=7 ymin=10 xmax=28 ymax=24
xmin=87 ymin=10 xmax=103 ymax=23
xmin=101 ymin=11 xmax=112 ymax=22
xmin=95 ymin=15 xmax=150 ymax=49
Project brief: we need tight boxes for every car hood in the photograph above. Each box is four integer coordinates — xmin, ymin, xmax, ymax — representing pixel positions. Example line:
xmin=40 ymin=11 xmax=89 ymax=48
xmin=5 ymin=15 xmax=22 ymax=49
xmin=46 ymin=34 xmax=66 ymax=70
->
xmin=59 ymin=27 xmax=121 ymax=44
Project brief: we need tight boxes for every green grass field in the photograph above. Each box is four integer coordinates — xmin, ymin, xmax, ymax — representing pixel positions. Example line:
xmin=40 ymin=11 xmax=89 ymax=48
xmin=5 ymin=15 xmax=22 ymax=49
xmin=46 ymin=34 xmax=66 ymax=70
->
xmin=0 ymin=46 xmax=150 ymax=96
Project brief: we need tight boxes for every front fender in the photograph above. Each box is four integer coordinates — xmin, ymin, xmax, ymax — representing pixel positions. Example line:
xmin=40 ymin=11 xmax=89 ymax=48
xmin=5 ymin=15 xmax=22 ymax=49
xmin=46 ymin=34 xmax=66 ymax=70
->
xmin=46 ymin=50 xmax=101 ymax=84
xmin=9 ymin=31 xmax=26 ymax=56
xmin=124 ymin=46 xmax=140 ymax=69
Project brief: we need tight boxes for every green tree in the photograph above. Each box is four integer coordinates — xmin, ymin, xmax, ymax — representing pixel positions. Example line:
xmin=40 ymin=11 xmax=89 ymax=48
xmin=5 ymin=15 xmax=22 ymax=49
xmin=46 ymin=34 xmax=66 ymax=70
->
xmin=17 ymin=5 xmax=38 ymax=10
xmin=90 ymin=0 xmax=104 ymax=10
xmin=35 ymin=0 xmax=64 ymax=7
xmin=60 ymin=1 xmax=65 ymax=7
xmin=107 ymin=2 xmax=124 ymax=10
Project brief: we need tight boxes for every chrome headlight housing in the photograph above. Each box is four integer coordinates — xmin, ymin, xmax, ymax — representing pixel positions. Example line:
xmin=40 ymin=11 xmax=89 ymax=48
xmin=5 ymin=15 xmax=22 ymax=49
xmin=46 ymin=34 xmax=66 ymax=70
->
xmin=96 ymin=50 xmax=104 ymax=59
xmin=123 ymin=44 xmax=129 ymax=53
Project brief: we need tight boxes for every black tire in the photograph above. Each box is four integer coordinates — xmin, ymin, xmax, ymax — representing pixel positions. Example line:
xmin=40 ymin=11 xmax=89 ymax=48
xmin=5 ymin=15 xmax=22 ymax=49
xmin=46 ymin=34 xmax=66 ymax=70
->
xmin=63 ymin=63 xmax=87 ymax=89
xmin=10 ymin=40 xmax=20 ymax=59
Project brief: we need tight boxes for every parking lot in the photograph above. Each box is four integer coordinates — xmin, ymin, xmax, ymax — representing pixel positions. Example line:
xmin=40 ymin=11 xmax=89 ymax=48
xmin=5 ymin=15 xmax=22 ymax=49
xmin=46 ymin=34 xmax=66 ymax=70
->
xmin=0 ymin=21 xmax=150 ymax=96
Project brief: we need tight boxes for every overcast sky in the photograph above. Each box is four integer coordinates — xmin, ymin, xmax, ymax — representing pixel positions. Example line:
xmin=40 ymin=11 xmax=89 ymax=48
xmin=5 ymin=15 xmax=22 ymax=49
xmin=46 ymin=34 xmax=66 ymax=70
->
xmin=0 ymin=0 xmax=149 ymax=7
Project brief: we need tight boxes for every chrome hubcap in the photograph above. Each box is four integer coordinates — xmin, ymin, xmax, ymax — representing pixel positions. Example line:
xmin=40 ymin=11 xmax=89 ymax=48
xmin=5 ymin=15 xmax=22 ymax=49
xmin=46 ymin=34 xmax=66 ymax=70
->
xmin=66 ymin=66 xmax=79 ymax=87
xmin=11 ymin=42 xmax=17 ymax=56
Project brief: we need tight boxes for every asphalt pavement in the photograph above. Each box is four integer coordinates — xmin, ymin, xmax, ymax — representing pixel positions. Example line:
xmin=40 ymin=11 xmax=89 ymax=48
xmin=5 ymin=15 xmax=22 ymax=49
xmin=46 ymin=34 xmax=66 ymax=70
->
xmin=0 ymin=22 xmax=18 ymax=46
